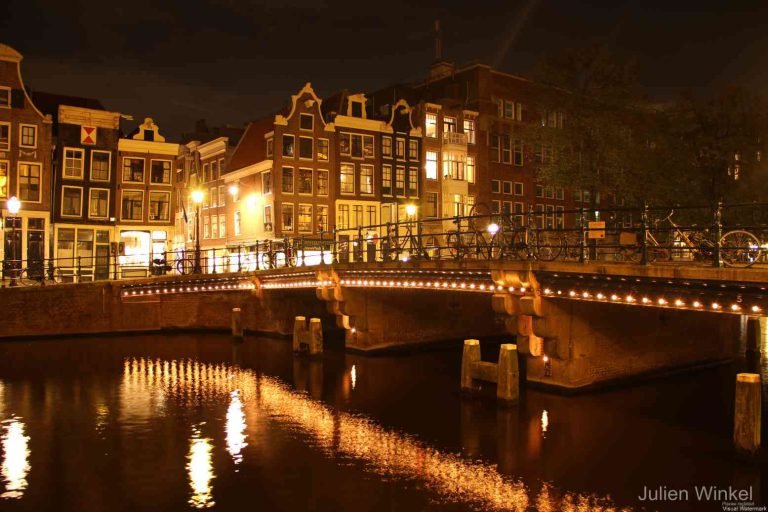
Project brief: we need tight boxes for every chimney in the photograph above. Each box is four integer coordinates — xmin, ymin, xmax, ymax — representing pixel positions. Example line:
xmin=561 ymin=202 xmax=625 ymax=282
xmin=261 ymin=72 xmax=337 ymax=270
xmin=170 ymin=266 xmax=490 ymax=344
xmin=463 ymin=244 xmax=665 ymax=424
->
xmin=429 ymin=19 xmax=455 ymax=81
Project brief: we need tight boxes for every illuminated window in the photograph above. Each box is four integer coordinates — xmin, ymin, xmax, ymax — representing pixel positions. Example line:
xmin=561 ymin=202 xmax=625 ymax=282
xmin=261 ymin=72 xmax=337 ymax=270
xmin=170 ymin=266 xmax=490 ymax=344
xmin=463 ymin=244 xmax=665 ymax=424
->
xmin=396 ymin=138 xmax=405 ymax=159
xmin=121 ymin=190 xmax=143 ymax=221
xmin=317 ymin=170 xmax=329 ymax=195
xmin=89 ymin=189 xmax=109 ymax=219
xmin=122 ymin=158 xmax=144 ymax=182
xmin=466 ymin=156 xmax=475 ymax=183
xmin=282 ymin=167 xmax=294 ymax=193
xmin=382 ymin=165 xmax=392 ymax=196
xmin=262 ymin=170 xmax=272 ymax=194
xmin=91 ymin=151 xmax=111 ymax=181
xmin=264 ymin=205 xmax=273 ymax=231
xmin=337 ymin=204 xmax=349 ymax=230
xmin=382 ymin=136 xmax=392 ymax=157
xmin=20 ymin=124 xmax=36 ymax=148
xmin=317 ymin=205 xmax=328 ymax=232
xmin=443 ymin=116 xmax=457 ymax=133
xmin=340 ymin=163 xmax=355 ymax=194
xmin=408 ymin=139 xmax=419 ymax=159
xmin=150 ymin=160 xmax=171 ymax=184
xmin=425 ymin=151 xmax=437 ymax=180
xmin=18 ymin=163 xmax=41 ymax=202
xmin=149 ymin=191 xmax=170 ymax=221
xmin=425 ymin=113 xmax=437 ymax=138
xmin=62 ymin=186 xmax=83 ymax=216
xmin=360 ymin=165 xmax=373 ymax=194
xmin=281 ymin=203 xmax=294 ymax=232
xmin=282 ymin=134 xmax=295 ymax=157
xmin=211 ymin=214 xmax=219 ymax=238
xmin=363 ymin=135 xmax=374 ymax=158
xmin=317 ymin=138 xmax=329 ymax=161
xmin=234 ymin=211 xmax=241 ymax=235
xmin=298 ymin=168 xmax=313 ymax=194
xmin=298 ymin=204 xmax=312 ymax=232
xmin=463 ymin=119 xmax=476 ymax=144
xmin=395 ymin=166 xmax=405 ymax=196
xmin=0 ymin=161 xmax=7 ymax=197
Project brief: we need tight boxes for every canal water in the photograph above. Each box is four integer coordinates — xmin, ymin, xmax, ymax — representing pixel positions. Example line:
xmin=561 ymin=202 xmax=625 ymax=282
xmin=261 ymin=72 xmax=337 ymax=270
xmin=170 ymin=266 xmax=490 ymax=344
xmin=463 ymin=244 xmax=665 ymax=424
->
xmin=0 ymin=333 xmax=764 ymax=511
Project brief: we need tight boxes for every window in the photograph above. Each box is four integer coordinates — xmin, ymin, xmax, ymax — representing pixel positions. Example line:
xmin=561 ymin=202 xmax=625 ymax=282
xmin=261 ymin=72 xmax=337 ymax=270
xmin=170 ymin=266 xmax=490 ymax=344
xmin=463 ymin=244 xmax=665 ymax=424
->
xmin=219 ymin=216 xmax=226 ymax=238
xmin=363 ymin=135 xmax=374 ymax=158
xmin=382 ymin=165 xmax=392 ymax=196
xmin=57 ymin=228 xmax=75 ymax=267
xmin=121 ymin=190 xmax=143 ymax=220
xmin=408 ymin=139 xmax=419 ymax=159
xmin=443 ymin=116 xmax=457 ymax=133
xmin=0 ymin=88 xmax=8 ymax=108
xmin=425 ymin=113 xmax=438 ymax=138
xmin=514 ymin=203 xmax=525 ymax=226
xmin=503 ymin=101 xmax=523 ymax=121
xmin=317 ymin=205 xmax=328 ymax=232
xmin=546 ymin=205 xmax=555 ymax=229
xmin=425 ymin=151 xmax=437 ymax=180
xmin=317 ymin=170 xmax=328 ymax=196
xmin=466 ymin=156 xmax=475 ymax=183
xmin=503 ymin=181 xmax=512 ymax=195
xmin=210 ymin=160 xmax=219 ymax=180
xmin=122 ymin=158 xmax=144 ymax=182
xmin=150 ymin=160 xmax=171 ymax=184
xmin=463 ymin=119 xmax=476 ymax=144
xmin=408 ymin=167 xmax=418 ymax=196
xmin=300 ymin=113 xmax=314 ymax=131
xmin=340 ymin=163 xmax=355 ymax=194
xmin=557 ymin=188 xmax=564 ymax=201
xmin=501 ymin=136 xmax=512 ymax=164
xmin=282 ymin=167 xmax=294 ymax=193
xmin=514 ymin=182 xmax=524 ymax=196
xmin=219 ymin=185 xmax=226 ymax=206
xmin=18 ymin=163 xmax=41 ymax=202
xmin=264 ymin=205 xmax=273 ymax=231
xmin=299 ymin=137 xmax=313 ymax=159
xmin=202 ymin=163 xmax=209 ymax=182
xmin=89 ymin=189 xmax=109 ymax=218
xmin=20 ymin=124 xmax=36 ymax=148
xmin=91 ymin=151 xmax=110 ymax=181
xmin=490 ymin=135 xmax=499 ymax=163
xmin=0 ymin=161 xmax=7 ymax=197
xmin=262 ymin=170 xmax=272 ymax=194
xmin=353 ymin=205 xmax=363 ymax=227
xmin=63 ymin=148 xmax=84 ymax=179
xmin=395 ymin=138 xmax=405 ymax=159
xmin=203 ymin=216 xmax=209 ymax=239
xmin=211 ymin=214 xmax=219 ymax=238
xmin=0 ymin=123 xmax=9 ymax=150
xmin=536 ymin=185 xmax=544 ymax=198
xmin=443 ymin=152 xmax=465 ymax=180
xmin=351 ymin=134 xmax=363 ymax=157
xmin=491 ymin=200 xmax=500 ymax=213
xmin=298 ymin=204 xmax=312 ymax=232
xmin=556 ymin=206 xmax=564 ymax=229
xmin=282 ymin=134 xmax=295 ymax=157
xmin=425 ymin=192 xmax=438 ymax=218
xmin=382 ymin=136 xmax=392 ymax=157
xmin=62 ymin=186 xmax=83 ymax=217
xmin=298 ymin=168 xmax=313 ymax=194
xmin=234 ymin=211 xmax=241 ymax=236
xmin=514 ymin=140 xmax=524 ymax=166
xmin=340 ymin=133 xmax=351 ymax=155
xmin=266 ymin=138 xmax=273 ymax=157
xmin=203 ymin=188 xmax=210 ymax=208
xmin=491 ymin=180 xmax=501 ymax=194
xmin=149 ymin=191 xmax=170 ymax=221
xmin=504 ymin=101 xmax=515 ymax=120
xmin=395 ymin=166 xmax=405 ymax=196
xmin=503 ymin=201 xmax=513 ymax=215
xmin=282 ymin=203 xmax=294 ymax=232
xmin=351 ymin=100 xmax=363 ymax=118
xmin=546 ymin=186 xmax=555 ymax=199
xmin=360 ymin=165 xmax=373 ymax=194
xmin=317 ymin=139 xmax=329 ymax=161
xmin=337 ymin=204 xmax=349 ymax=230
xmin=365 ymin=205 xmax=375 ymax=226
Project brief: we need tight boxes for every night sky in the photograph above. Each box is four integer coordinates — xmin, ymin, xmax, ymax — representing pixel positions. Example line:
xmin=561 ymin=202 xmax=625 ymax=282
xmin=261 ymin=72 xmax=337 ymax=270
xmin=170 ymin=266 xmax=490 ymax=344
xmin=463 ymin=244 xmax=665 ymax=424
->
xmin=3 ymin=0 xmax=767 ymax=138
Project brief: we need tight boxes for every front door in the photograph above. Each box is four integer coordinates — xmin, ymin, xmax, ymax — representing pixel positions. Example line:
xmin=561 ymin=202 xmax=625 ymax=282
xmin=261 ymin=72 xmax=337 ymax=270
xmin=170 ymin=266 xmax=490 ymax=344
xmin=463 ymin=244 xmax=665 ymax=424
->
xmin=26 ymin=231 xmax=44 ymax=280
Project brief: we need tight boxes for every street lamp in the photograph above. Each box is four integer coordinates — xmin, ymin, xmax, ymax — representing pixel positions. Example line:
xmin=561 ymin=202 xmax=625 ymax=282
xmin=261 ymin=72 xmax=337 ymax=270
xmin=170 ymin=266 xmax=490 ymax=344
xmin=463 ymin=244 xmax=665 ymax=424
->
xmin=405 ymin=204 xmax=417 ymax=218
xmin=228 ymin=184 xmax=239 ymax=201
xmin=6 ymin=196 xmax=20 ymax=286
xmin=191 ymin=190 xmax=204 ymax=273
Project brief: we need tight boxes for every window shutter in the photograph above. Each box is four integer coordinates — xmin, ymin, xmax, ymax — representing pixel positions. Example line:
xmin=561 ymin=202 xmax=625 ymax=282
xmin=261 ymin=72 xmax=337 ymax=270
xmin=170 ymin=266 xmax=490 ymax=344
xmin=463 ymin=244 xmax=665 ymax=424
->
xmin=10 ymin=89 xmax=24 ymax=108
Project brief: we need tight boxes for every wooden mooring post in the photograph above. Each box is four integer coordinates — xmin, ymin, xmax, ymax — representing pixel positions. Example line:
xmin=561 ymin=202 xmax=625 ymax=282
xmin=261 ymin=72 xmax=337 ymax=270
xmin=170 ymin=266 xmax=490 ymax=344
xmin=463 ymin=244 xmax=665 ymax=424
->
xmin=293 ymin=316 xmax=323 ymax=356
xmin=461 ymin=339 xmax=519 ymax=403
xmin=231 ymin=308 xmax=243 ymax=339
xmin=734 ymin=373 xmax=761 ymax=456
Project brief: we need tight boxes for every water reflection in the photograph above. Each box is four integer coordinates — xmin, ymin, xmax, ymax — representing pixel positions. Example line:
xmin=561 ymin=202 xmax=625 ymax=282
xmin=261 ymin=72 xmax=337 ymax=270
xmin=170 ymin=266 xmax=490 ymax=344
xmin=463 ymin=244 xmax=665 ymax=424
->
xmin=1 ymin=417 xmax=30 ymax=499
xmin=541 ymin=410 xmax=549 ymax=436
xmin=350 ymin=365 xmax=357 ymax=390
xmin=225 ymin=390 xmax=247 ymax=466
xmin=187 ymin=428 xmax=215 ymax=509
xmin=122 ymin=356 xmax=632 ymax=512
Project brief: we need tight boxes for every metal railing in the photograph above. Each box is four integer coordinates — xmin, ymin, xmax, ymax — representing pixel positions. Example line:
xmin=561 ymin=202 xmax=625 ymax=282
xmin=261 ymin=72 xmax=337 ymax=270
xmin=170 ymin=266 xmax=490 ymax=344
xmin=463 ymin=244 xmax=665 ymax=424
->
xmin=3 ymin=201 xmax=768 ymax=287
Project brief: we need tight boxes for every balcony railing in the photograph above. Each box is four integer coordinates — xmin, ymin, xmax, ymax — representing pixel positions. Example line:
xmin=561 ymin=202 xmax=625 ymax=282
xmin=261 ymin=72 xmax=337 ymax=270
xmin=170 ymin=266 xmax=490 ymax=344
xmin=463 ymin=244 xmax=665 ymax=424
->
xmin=442 ymin=132 xmax=467 ymax=146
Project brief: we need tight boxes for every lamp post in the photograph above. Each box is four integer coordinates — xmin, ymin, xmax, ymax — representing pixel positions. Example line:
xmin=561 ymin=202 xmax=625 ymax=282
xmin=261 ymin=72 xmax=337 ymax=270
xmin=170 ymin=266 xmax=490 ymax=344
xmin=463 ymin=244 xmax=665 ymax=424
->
xmin=7 ymin=196 xmax=20 ymax=287
xmin=191 ymin=190 xmax=204 ymax=273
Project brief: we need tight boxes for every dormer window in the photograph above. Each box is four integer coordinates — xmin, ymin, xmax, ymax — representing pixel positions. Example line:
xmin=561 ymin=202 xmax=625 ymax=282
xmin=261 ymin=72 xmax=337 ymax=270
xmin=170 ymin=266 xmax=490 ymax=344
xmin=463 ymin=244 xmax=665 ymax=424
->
xmin=300 ymin=114 xmax=314 ymax=131
xmin=351 ymin=101 xmax=363 ymax=118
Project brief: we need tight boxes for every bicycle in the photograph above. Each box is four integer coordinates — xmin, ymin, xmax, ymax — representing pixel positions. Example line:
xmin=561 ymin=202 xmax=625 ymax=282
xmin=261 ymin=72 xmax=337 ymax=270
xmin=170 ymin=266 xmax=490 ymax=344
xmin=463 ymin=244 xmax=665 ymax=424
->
xmin=260 ymin=239 xmax=297 ymax=269
xmin=445 ymin=203 xmax=493 ymax=260
xmin=384 ymin=222 xmax=430 ymax=261
xmin=507 ymin=212 xmax=563 ymax=262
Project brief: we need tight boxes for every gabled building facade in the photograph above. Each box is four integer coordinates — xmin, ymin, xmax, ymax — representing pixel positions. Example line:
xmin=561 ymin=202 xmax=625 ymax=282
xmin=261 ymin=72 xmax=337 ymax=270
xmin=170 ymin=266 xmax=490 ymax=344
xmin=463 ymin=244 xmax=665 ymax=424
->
xmin=0 ymin=44 xmax=53 ymax=278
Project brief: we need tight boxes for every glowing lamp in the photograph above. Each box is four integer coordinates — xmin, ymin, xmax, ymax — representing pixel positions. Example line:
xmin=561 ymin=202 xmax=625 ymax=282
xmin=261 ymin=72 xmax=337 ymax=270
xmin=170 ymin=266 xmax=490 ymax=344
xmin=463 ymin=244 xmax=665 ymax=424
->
xmin=487 ymin=223 xmax=499 ymax=236
xmin=191 ymin=190 xmax=204 ymax=204
xmin=7 ymin=196 xmax=20 ymax=215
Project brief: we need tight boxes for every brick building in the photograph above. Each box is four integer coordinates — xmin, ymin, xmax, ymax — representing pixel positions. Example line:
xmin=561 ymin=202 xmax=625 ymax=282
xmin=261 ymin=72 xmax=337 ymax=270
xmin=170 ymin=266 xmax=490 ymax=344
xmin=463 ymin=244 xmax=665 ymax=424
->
xmin=0 ymin=44 xmax=53 ymax=278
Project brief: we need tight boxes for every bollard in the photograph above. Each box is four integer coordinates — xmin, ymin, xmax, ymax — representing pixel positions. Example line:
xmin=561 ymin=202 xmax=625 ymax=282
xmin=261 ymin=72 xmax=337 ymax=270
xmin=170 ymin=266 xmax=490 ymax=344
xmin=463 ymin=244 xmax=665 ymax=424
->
xmin=308 ymin=318 xmax=323 ymax=356
xmin=497 ymin=344 xmax=519 ymax=403
xmin=461 ymin=339 xmax=481 ymax=393
xmin=293 ymin=316 xmax=306 ymax=352
xmin=746 ymin=317 xmax=762 ymax=355
xmin=734 ymin=373 xmax=761 ymax=456
xmin=231 ymin=308 xmax=243 ymax=339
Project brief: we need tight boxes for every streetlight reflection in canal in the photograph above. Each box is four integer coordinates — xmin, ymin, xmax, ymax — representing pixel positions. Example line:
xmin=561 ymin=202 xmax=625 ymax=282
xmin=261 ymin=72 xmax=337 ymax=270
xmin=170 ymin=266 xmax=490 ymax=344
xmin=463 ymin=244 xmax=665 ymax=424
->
xmin=1 ymin=417 xmax=30 ymax=499
xmin=187 ymin=426 xmax=215 ymax=509
xmin=226 ymin=390 xmax=247 ymax=466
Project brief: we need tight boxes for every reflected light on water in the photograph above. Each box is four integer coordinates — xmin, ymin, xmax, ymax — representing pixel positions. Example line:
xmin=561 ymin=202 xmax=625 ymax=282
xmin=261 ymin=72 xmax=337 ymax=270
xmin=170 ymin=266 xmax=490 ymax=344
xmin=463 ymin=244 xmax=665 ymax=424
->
xmin=123 ymin=357 xmax=631 ymax=512
xmin=541 ymin=410 xmax=549 ymax=436
xmin=1 ymin=418 xmax=30 ymax=499
xmin=226 ymin=390 xmax=247 ymax=465
xmin=350 ymin=365 xmax=357 ymax=391
xmin=187 ymin=429 xmax=215 ymax=509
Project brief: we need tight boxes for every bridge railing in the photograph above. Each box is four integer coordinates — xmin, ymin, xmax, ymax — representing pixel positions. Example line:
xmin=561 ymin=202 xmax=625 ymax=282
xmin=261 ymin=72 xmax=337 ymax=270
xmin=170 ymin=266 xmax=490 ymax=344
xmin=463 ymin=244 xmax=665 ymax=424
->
xmin=3 ymin=202 xmax=768 ymax=286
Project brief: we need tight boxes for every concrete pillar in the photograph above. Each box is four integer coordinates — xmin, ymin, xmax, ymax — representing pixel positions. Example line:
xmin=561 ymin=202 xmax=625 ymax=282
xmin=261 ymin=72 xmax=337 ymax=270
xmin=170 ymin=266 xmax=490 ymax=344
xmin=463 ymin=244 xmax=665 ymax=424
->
xmin=461 ymin=339 xmax=481 ymax=393
xmin=733 ymin=373 xmax=761 ymax=456
xmin=309 ymin=318 xmax=323 ymax=355
xmin=231 ymin=308 xmax=243 ymax=339
xmin=497 ymin=344 xmax=519 ymax=403
xmin=293 ymin=316 xmax=306 ymax=352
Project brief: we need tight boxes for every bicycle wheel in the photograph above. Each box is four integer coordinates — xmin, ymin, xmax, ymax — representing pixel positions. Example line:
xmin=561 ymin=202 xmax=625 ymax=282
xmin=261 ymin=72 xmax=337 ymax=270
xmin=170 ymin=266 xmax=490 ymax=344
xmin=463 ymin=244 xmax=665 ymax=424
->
xmin=260 ymin=252 xmax=273 ymax=269
xmin=469 ymin=233 xmax=491 ymax=260
xmin=511 ymin=230 xmax=530 ymax=260
xmin=535 ymin=231 xmax=563 ymax=262
xmin=491 ymin=230 xmax=514 ymax=259
xmin=446 ymin=232 xmax=463 ymax=259
xmin=467 ymin=202 xmax=493 ymax=234
xmin=720 ymin=230 xmax=761 ymax=268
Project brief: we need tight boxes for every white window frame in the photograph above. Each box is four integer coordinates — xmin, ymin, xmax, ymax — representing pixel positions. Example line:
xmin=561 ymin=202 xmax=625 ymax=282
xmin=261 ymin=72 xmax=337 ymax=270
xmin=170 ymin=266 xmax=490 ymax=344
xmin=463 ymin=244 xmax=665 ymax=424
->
xmin=61 ymin=185 xmax=84 ymax=218
xmin=63 ymin=147 xmax=85 ymax=180
xmin=425 ymin=113 xmax=438 ymax=138
xmin=299 ymin=136 xmax=314 ymax=160
xmin=382 ymin=136 xmax=392 ymax=157
xmin=149 ymin=159 xmax=172 ymax=185
xmin=0 ymin=122 xmax=10 ymax=151
xmin=262 ymin=170 xmax=273 ymax=195
xmin=90 ymin=150 xmax=111 ymax=182
xmin=300 ymin=113 xmax=314 ymax=131
xmin=122 ymin=157 xmax=145 ymax=183
xmin=88 ymin=188 xmax=110 ymax=219
xmin=317 ymin=138 xmax=329 ymax=161
xmin=17 ymin=161 xmax=42 ymax=204
xmin=317 ymin=169 xmax=329 ymax=196
xmin=425 ymin=151 xmax=437 ymax=180
xmin=0 ymin=87 xmax=10 ymax=109
xmin=340 ymin=163 xmax=355 ymax=195
xmin=149 ymin=191 xmax=171 ymax=222
xmin=297 ymin=168 xmax=313 ymax=195
xmin=281 ymin=202 xmax=294 ymax=233
xmin=19 ymin=124 xmax=37 ymax=149
xmin=120 ymin=189 xmax=144 ymax=221
xmin=297 ymin=203 xmax=313 ymax=233
xmin=503 ymin=181 xmax=512 ymax=195
xmin=0 ymin=160 xmax=8 ymax=198
xmin=360 ymin=164 xmax=374 ymax=195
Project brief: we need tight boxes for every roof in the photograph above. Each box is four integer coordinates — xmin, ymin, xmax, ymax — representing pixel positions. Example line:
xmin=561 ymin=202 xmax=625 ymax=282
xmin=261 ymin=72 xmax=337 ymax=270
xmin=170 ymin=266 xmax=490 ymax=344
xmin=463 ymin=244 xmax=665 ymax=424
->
xmin=180 ymin=119 xmax=246 ymax=146
xmin=226 ymin=116 xmax=274 ymax=172
xmin=31 ymin=91 xmax=106 ymax=125
xmin=0 ymin=44 xmax=22 ymax=63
